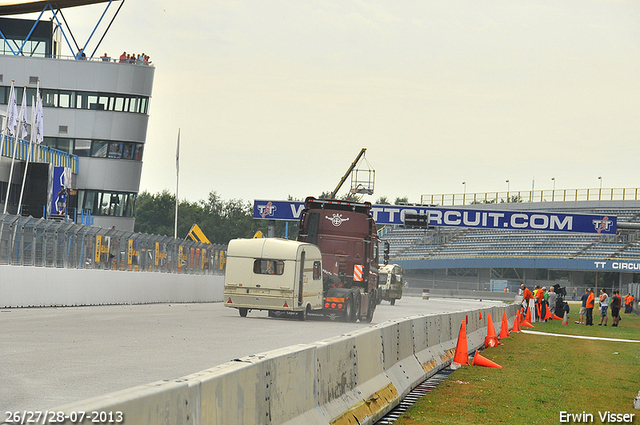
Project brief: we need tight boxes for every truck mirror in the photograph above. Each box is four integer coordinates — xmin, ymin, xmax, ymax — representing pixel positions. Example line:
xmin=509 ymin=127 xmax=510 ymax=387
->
xmin=383 ymin=241 xmax=390 ymax=265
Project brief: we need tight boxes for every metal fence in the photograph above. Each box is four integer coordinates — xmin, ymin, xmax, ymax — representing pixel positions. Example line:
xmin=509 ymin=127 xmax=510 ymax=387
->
xmin=421 ymin=188 xmax=640 ymax=206
xmin=0 ymin=213 xmax=226 ymax=274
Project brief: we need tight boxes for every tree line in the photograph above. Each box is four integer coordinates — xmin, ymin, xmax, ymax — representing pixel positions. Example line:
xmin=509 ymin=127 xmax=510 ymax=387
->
xmin=134 ymin=190 xmax=410 ymax=245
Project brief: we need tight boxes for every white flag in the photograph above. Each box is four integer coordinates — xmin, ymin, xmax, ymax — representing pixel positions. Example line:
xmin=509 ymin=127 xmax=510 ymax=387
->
xmin=17 ymin=88 xmax=28 ymax=140
xmin=34 ymin=88 xmax=44 ymax=144
xmin=6 ymin=84 xmax=18 ymax=136
xmin=176 ymin=128 xmax=180 ymax=173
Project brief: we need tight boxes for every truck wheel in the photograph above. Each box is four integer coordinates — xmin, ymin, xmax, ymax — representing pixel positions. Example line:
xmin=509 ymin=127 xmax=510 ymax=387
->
xmin=239 ymin=308 xmax=248 ymax=317
xmin=363 ymin=297 xmax=376 ymax=323
xmin=344 ymin=299 xmax=353 ymax=322
xmin=390 ymin=298 xmax=396 ymax=306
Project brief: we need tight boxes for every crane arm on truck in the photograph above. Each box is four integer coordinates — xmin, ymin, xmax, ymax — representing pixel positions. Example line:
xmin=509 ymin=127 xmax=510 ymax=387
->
xmin=330 ymin=148 xmax=367 ymax=199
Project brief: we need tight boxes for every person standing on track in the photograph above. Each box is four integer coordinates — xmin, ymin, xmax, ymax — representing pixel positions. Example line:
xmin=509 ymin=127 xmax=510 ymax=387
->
xmin=624 ymin=293 xmax=634 ymax=314
xmin=598 ymin=289 xmax=608 ymax=326
xmin=610 ymin=290 xmax=622 ymax=327
xmin=578 ymin=288 xmax=588 ymax=324
xmin=521 ymin=284 xmax=533 ymax=315
xmin=585 ymin=288 xmax=595 ymax=326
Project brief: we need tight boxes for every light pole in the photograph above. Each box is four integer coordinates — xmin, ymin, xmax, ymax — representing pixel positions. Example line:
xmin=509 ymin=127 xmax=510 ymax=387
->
xmin=506 ymin=179 xmax=510 ymax=202
xmin=462 ymin=182 xmax=466 ymax=205
xmin=598 ymin=176 xmax=603 ymax=200
xmin=551 ymin=177 xmax=555 ymax=202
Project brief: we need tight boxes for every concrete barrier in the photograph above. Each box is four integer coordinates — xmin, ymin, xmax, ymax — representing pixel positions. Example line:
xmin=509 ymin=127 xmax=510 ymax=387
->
xmin=37 ymin=305 xmax=517 ymax=425
xmin=0 ymin=265 xmax=224 ymax=307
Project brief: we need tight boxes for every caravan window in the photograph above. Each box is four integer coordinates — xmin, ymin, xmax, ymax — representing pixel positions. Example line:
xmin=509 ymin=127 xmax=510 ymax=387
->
xmin=253 ymin=259 xmax=284 ymax=275
xmin=313 ymin=261 xmax=321 ymax=280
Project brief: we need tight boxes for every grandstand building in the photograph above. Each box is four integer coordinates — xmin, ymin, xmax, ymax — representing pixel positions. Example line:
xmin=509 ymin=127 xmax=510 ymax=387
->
xmin=0 ymin=1 xmax=153 ymax=231
xmin=381 ymin=197 xmax=640 ymax=292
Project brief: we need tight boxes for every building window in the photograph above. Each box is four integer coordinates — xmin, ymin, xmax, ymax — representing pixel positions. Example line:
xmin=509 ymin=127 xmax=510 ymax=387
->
xmin=10 ymin=87 xmax=150 ymax=114
xmin=42 ymin=137 xmax=144 ymax=161
xmin=91 ymin=141 xmax=109 ymax=158
xmin=73 ymin=139 xmax=91 ymax=157
xmin=77 ymin=190 xmax=136 ymax=217
xmin=108 ymin=142 xmax=123 ymax=158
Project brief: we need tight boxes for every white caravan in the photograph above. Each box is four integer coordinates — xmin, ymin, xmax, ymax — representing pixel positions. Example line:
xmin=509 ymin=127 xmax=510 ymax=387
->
xmin=223 ymin=238 xmax=323 ymax=320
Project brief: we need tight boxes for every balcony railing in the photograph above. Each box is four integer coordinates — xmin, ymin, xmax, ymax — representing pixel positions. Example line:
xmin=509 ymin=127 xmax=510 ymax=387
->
xmin=1 ymin=136 xmax=78 ymax=173
xmin=421 ymin=189 xmax=640 ymax=206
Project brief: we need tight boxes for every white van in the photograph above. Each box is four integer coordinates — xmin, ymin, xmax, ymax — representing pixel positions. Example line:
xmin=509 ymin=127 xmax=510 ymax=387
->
xmin=223 ymin=238 xmax=323 ymax=320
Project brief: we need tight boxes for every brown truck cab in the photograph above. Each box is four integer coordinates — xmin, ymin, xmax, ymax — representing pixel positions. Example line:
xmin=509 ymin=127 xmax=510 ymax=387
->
xmin=297 ymin=197 xmax=379 ymax=322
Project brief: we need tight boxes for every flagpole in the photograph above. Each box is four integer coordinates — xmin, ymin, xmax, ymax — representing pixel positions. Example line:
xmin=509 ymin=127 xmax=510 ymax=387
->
xmin=0 ymin=81 xmax=16 ymax=169
xmin=3 ymin=85 xmax=25 ymax=214
xmin=17 ymin=88 xmax=38 ymax=216
xmin=174 ymin=128 xmax=180 ymax=239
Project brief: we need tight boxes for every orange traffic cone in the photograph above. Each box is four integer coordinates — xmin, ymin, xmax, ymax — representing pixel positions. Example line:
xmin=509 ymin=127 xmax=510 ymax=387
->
xmin=543 ymin=304 xmax=553 ymax=321
xmin=453 ymin=320 xmax=469 ymax=365
xmin=552 ymin=313 xmax=564 ymax=321
xmin=499 ymin=311 xmax=509 ymax=338
xmin=512 ymin=314 xmax=521 ymax=332
xmin=479 ymin=312 xmax=482 ymax=320
xmin=471 ymin=350 xmax=502 ymax=369
xmin=520 ymin=317 xmax=534 ymax=328
xmin=562 ymin=311 xmax=569 ymax=325
xmin=484 ymin=313 xmax=500 ymax=348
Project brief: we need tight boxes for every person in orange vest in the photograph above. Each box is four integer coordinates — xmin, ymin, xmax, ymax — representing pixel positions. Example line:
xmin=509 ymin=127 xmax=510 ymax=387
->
xmin=624 ymin=293 xmax=634 ymax=314
xmin=585 ymin=288 xmax=595 ymax=326
xmin=534 ymin=285 xmax=544 ymax=320
xmin=521 ymin=284 xmax=533 ymax=314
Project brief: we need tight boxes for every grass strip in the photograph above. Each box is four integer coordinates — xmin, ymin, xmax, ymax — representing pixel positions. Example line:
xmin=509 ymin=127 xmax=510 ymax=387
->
xmin=395 ymin=311 xmax=640 ymax=425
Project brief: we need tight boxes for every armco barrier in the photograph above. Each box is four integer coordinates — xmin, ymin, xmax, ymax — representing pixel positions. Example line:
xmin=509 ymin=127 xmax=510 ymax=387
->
xmin=36 ymin=305 xmax=517 ymax=425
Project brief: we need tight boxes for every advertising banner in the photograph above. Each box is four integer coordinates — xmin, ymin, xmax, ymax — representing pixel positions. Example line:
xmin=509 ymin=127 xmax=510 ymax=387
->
xmin=253 ymin=200 xmax=617 ymax=234
xmin=51 ymin=166 xmax=71 ymax=216
xmin=407 ymin=208 xmax=616 ymax=235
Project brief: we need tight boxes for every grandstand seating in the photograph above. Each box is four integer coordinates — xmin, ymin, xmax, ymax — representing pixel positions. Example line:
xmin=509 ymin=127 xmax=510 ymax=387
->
xmin=382 ymin=226 xmax=640 ymax=261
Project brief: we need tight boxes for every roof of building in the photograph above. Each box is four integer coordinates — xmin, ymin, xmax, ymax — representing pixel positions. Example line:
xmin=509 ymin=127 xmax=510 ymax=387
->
xmin=0 ymin=0 xmax=112 ymax=16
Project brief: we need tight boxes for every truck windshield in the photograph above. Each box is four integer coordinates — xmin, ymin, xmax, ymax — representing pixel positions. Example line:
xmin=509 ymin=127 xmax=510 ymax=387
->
xmin=378 ymin=273 xmax=388 ymax=284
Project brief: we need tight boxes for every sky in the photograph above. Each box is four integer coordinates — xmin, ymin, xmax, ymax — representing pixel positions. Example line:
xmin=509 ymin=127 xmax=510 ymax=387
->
xmin=10 ymin=0 xmax=640 ymax=205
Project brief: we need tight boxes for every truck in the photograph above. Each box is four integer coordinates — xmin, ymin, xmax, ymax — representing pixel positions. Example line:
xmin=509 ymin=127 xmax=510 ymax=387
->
xmin=224 ymin=197 xmax=380 ymax=322
xmin=377 ymin=263 xmax=403 ymax=305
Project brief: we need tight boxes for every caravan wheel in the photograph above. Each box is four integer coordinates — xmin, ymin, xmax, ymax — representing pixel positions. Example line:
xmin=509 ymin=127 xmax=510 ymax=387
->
xmin=298 ymin=305 xmax=309 ymax=321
